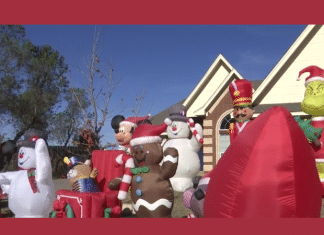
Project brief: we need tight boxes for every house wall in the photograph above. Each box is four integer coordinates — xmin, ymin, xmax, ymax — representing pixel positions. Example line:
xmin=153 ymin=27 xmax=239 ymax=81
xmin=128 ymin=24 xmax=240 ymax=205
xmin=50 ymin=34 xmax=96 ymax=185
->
xmin=257 ymin=25 xmax=324 ymax=106
xmin=187 ymin=65 xmax=231 ymax=117
xmin=202 ymin=91 xmax=233 ymax=174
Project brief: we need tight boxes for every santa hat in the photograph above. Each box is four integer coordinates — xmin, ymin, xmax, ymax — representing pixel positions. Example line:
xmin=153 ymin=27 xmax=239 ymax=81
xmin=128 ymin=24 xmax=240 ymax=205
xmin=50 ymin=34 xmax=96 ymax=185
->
xmin=130 ymin=122 xmax=168 ymax=146
xmin=120 ymin=115 xmax=150 ymax=128
xmin=229 ymin=79 xmax=253 ymax=107
xmin=297 ymin=65 xmax=324 ymax=86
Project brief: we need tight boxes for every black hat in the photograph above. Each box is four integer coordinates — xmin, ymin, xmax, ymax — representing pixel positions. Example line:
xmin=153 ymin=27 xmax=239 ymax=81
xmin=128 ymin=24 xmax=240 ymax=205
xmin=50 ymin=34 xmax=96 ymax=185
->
xmin=16 ymin=128 xmax=48 ymax=148
xmin=168 ymin=104 xmax=187 ymax=122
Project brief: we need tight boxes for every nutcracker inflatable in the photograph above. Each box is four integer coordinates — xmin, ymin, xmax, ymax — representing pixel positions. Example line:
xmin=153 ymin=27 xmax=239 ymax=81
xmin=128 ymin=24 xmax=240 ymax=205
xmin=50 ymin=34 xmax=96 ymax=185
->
xmin=296 ymin=65 xmax=324 ymax=194
xmin=130 ymin=122 xmax=178 ymax=218
xmin=228 ymin=79 xmax=254 ymax=142
xmin=204 ymin=106 xmax=322 ymax=218
xmin=0 ymin=129 xmax=55 ymax=218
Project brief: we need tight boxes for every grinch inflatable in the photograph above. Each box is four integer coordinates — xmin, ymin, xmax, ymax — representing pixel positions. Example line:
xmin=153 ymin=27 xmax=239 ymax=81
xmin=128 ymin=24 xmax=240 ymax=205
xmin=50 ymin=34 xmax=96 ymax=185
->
xmin=296 ymin=65 xmax=324 ymax=194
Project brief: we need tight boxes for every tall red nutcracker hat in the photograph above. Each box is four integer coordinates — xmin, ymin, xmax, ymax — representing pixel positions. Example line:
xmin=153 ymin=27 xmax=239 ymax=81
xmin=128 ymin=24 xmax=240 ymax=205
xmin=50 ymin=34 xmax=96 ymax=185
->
xmin=297 ymin=65 xmax=324 ymax=86
xmin=229 ymin=79 xmax=253 ymax=107
xmin=130 ymin=122 xmax=168 ymax=146
xmin=120 ymin=115 xmax=150 ymax=128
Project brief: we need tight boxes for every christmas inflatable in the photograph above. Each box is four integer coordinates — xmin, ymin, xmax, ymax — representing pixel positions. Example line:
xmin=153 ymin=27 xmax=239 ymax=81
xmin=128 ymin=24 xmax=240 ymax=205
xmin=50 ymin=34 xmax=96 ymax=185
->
xmin=162 ymin=104 xmax=203 ymax=192
xmin=111 ymin=114 xmax=150 ymax=154
xmin=228 ymin=79 xmax=254 ymax=143
xmin=64 ymin=156 xmax=100 ymax=193
xmin=53 ymin=150 xmax=125 ymax=218
xmin=0 ymin=129 xmax=55 ymax=218
xmin=296 ymin=65 xmax=324 ymax=195
xmin=204 ymin=106 xmax=322 ymax=218
xmin=108 ymin=114 xmax=149 ymax=199
xmin=183 ymin=171 xmax=211 ymax=218
xmin=130 ymin=122 xmax=178 ymax=218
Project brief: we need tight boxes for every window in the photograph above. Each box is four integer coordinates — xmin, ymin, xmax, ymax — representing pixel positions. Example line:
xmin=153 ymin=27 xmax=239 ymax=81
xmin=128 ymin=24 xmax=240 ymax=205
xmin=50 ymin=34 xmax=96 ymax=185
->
xmin=220 ymin=114 xmax=232 ymax=130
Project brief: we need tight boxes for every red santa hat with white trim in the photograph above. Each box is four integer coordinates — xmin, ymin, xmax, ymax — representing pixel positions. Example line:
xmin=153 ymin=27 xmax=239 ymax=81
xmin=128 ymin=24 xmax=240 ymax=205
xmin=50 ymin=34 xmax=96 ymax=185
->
xmin=130 ymin=122 xmax=168 ymax=146
xmin=297 ymin=65 xmax=324 ymax=86
xmin=120 ymin=115 xmax=150 ymax=128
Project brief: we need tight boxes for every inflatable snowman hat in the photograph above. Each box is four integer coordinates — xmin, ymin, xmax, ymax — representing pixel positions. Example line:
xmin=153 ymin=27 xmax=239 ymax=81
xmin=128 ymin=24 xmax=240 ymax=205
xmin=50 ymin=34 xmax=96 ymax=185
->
xmin=168 ymin=104 xmax=187 ymax=123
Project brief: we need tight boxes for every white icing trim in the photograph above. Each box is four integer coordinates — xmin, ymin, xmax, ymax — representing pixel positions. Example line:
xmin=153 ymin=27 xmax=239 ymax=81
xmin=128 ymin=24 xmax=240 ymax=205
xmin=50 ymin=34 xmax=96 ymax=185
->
xmin=163 ymin=155 xmax=178 ymax=163
xmin=316 ymin=159 xmax=324 ymax=163
xmin=122 ymin=175 xmax=132 ymax=184
xmin=312 ymin=117 xmax=324 ymax=121
xmin=130 ymin=136 xmax=162 ymax=146
xmin=133 ymin=198 xmax=172 ymax=211
xmin=198 ymin=177 xmax=210 ymax=186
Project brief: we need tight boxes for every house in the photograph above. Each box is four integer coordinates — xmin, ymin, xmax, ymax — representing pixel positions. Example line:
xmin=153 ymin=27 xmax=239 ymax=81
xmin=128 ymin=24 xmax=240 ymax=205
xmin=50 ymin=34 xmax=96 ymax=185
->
xmin=151 ymin=24 xmax=324 ymax=175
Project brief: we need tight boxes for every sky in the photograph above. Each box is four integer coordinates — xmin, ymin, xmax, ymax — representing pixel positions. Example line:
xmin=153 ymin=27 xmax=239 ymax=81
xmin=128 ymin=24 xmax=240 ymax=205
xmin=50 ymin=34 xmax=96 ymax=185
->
xmin=4 ymin=25 xmax=307 ymax=145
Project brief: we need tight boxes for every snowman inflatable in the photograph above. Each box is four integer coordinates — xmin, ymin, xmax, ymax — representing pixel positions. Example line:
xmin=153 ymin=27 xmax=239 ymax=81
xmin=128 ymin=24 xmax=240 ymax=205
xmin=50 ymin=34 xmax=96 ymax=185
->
xmin=0 ymin=129 xmax=55 ymax=218
xmin=162 ymin=104 xmax=203 ymax=192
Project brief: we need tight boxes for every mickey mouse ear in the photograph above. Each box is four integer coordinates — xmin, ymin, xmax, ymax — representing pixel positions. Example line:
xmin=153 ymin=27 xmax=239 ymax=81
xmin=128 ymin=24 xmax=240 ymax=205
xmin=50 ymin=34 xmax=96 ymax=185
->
xmin=111 ymin=115 xmax=125 ymax=129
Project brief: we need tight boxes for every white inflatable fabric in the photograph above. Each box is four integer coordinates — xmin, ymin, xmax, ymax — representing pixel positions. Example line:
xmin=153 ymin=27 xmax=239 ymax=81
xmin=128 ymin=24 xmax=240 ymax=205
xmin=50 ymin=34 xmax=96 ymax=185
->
xmin=0 ymin=139 xmax=55 ymax=218
xmin=163 ymin=121 xmax=203 ymax=192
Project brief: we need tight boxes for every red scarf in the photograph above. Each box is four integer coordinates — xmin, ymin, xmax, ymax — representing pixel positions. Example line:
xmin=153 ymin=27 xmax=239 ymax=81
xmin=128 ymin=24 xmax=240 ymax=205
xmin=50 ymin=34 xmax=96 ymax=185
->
xmin=19 ymin=167 xmax=38 ymax=193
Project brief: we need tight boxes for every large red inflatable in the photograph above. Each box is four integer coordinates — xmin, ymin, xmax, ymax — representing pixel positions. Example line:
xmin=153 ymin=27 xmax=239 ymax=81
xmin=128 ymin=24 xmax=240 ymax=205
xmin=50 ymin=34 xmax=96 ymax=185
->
xmin=204 ymin=106 xmax=322 ymax=218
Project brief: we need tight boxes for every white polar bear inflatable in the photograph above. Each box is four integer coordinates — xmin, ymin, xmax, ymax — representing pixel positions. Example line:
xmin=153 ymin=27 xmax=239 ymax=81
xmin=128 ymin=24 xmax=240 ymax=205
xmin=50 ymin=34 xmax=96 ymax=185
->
xmin=162 ymin=104 xmax=203 ymax=192
xmin=0 ymin=129 xmax=55 ymax=218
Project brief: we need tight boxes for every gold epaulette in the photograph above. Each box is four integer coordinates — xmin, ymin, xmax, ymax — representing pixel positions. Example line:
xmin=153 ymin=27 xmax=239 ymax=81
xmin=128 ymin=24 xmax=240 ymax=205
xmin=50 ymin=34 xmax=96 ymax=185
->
xmin=228 ymin=123 xmax=234 ymax=134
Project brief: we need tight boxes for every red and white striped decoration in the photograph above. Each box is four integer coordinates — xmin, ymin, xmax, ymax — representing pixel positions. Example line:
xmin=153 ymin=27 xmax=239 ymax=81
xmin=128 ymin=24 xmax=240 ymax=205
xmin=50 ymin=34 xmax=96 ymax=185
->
xmin=187 ymin=213 xmax=196 ymax=218
xmin=115 ymin=154 xmax=135 ymax=200
xmin=187 ymin=118 xmax=203 ymax=144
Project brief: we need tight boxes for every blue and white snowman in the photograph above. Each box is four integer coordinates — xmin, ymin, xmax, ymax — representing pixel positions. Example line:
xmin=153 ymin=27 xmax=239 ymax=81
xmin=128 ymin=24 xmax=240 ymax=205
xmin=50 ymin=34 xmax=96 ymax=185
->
xmin=162 ymin=104 xmax=203 ymax=192
xmin=0 ymin=129 xmax=55 ymax=218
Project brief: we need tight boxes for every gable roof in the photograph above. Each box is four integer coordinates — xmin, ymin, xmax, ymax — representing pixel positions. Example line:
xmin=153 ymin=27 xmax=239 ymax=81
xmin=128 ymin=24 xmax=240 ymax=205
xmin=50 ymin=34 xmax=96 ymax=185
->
xmin=252 ymin=25 xmax=322 ymax=106
xmin=183 ymin=54 xmax=245 ymax=117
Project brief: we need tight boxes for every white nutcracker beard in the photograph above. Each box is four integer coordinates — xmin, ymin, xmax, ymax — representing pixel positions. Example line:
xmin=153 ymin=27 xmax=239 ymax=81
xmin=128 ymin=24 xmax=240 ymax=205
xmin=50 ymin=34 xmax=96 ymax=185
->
xmin=18 ymin=147 xmax=36 ymax=169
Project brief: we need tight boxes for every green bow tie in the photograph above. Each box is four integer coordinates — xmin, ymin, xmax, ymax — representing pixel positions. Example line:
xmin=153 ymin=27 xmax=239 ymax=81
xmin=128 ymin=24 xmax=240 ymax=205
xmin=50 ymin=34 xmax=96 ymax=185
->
xmin=131 ymin=166 xmax=150 ymax=175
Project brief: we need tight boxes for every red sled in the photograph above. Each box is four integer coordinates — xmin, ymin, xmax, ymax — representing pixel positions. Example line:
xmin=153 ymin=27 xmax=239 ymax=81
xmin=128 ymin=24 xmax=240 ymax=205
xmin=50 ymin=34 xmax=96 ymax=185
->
xmin=52 ymin=150 xmax=128 ymax=218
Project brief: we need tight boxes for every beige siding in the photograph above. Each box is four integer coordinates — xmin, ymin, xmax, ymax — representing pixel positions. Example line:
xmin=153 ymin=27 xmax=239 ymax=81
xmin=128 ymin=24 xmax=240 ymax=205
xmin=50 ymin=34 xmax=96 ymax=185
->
xmin=259 ymin=26 xmax=324 ymax=105
xmin=187 ymin=66 xmax=230 ymax=117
